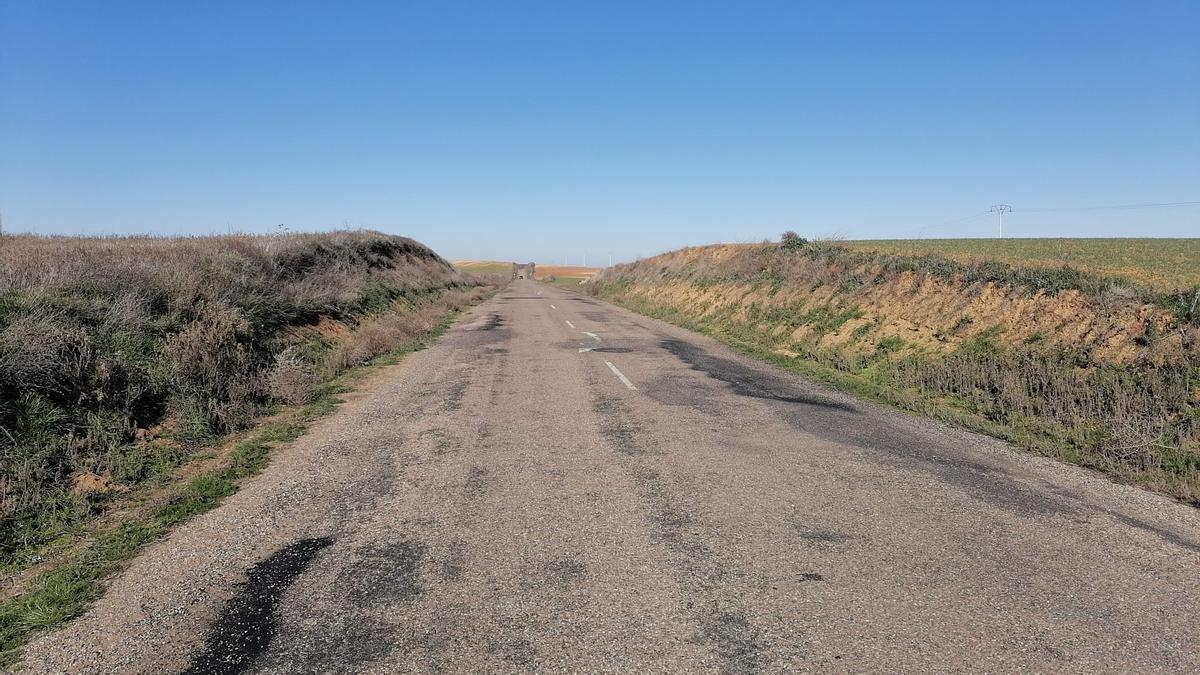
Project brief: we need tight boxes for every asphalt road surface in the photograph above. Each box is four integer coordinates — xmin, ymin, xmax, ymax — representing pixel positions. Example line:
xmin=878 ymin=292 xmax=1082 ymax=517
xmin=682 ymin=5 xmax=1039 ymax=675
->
xmin=24 ymin=280 xmax=1200 ymax=673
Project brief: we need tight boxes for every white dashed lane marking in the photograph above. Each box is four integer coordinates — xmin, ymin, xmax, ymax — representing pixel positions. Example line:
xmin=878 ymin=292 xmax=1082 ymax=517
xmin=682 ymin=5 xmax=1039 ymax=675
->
xmin=565 ymin=320 xmax=576 ymax=329
xmin=605 ymin=361 xmax=637 ymax=390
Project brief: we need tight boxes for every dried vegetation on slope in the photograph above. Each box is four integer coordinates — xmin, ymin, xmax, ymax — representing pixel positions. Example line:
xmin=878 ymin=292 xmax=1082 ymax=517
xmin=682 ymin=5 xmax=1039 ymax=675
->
xmin=593 ymin=241 xmax=1200 ymax=502
xmin=0 ymin=231 xmax=485 ymax=565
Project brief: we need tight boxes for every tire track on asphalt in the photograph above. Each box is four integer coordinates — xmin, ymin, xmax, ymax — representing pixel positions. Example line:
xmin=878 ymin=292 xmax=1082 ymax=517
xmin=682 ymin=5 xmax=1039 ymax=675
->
xmin=589 ymin=380 xmax=769 ymax=673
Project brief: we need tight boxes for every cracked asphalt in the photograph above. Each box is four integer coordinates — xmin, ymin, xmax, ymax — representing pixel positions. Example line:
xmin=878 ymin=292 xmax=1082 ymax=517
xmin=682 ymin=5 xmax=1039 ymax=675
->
xmin=22 ymin=280 xmax=1200 ymax=673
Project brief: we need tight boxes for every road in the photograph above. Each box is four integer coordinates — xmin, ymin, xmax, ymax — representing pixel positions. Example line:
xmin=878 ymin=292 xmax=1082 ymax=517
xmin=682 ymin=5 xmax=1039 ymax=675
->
xmin=24 ymin=280 xmax=1200 ymax=673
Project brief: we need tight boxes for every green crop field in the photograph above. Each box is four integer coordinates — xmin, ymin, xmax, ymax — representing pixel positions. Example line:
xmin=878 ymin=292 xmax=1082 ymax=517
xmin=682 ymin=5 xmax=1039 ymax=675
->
xmin=841 ymin=238 xmax=1200 ymax=291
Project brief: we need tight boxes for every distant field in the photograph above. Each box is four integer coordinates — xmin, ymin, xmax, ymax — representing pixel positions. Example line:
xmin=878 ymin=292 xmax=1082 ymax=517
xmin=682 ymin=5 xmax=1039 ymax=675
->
xmin=453 ymin=261 xmax=600 ymax=284
xmin=452 ymin=260 xmax=513 ymax=275
xmin=841 ymin=238 xmax=1200 ymax=291
xmin=537 ymin=265 xmax=600 ymax=284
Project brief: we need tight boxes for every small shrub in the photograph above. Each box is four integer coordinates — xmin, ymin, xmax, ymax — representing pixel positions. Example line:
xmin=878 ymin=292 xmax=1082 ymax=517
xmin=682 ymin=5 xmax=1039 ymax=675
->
xmin=801 ymin=305 xmax=863 ymax=334
xmin=0 ymin=309 xmax=92 ymax=395
xmin=780 ymin=231 xmax=808 ymax=250
xmin=165 ymin=301 xmax=261 ymax=434
xmin=851 ymin=321 xmax=877 ymax=339
xmin=1159 ymin=288 xmax=1200 ymax=326
xmin=951 ymin=315 xmax=974 ymax=332
xmin=1024 ymin=331 xmax=1047 ymax=345
xmin=1097 ymin=284 xmax=1140 ymax=312
xmin=266 ymin=349 xmax=317 ymax=405
xmin=876 ymin=335 xmax=906 ymax=353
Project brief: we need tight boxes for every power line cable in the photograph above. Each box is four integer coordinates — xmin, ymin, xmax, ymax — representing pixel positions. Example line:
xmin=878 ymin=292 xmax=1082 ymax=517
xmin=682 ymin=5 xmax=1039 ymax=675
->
xmin=1016 ymin=200 xmax=1200 ymax=213
xmin=912 ymin=211 xmax=991 ymax=238
xmin=864 ymin=200 xmax=1198 ymax=241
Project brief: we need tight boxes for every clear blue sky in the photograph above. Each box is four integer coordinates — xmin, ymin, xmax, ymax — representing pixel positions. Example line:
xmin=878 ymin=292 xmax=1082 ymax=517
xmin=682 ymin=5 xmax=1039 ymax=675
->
xmin=2 ymin=1 xmax=1198 ymax=263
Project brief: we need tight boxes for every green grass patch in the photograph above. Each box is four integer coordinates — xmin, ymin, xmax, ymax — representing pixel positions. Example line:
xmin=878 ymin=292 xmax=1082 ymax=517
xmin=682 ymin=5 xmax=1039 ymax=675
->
xmin=542 ymin=276 xmax=593 ymax=289
xmin=747 ymin=303 xmax=863 ymax=334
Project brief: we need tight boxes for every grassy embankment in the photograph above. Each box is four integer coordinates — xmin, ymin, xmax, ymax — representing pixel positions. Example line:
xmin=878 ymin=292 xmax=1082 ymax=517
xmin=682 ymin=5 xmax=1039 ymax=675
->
xmin=0 ymin=231 xmax=495 ymax=664
xmin=590 ymin=239 xmax=1200 ymax=503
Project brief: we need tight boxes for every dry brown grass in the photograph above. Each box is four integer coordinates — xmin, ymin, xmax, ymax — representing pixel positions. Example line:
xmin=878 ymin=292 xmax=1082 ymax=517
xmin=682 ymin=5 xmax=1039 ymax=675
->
xmin=1 ymin=231 xmax=462 ymax=310
xmin=323 ymin=286 xmax=490 ymax=373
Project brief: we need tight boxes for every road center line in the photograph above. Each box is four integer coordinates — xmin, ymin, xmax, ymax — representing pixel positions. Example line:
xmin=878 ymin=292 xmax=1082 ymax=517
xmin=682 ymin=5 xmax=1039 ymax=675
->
xmin=565 ymin=320 xmax=576 ymax=329
xmin=550 ymin=304 xmax=557 ymax=310
xmin=583 ymin=331 xmax=601 ymax=341
xmin=605 ymin=361 xmax=637 ymax=390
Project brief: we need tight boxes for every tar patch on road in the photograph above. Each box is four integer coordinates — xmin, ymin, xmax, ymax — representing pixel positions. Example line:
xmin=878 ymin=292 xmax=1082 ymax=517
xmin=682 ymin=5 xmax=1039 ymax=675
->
xmin=661 ymin=338 xmax=851 ymax=409
xmin=478 ymin=313 xmax=506 ymax=330
xmin=341 ymin=541 xmax=427 ymax=607
xmin=464 ymin=465 xmax=489 ymax=497
xmin=183 ymin=537 xmax=333 ymax=675
xmin=630 ymin=467 xmax=709 ymax=563
xmin=793 ymin=527 xmax=852 ymax=548
xmin=487 ymin=636 xmax=538 ymax=666
xmin=441 ymin=540 xmax=467 ymax=581
xmin=592 ymin=395 xmax=654 ymax=455
xmin=453 ymin=466 xmax=492 ymax=526
xmin=544 ymin=556 xmax=587 ymax=581
xmin=697 ymin=611 xmax=765 ymax=675
xmin=418 ymin=428 xmax=456 ymax=455
xmin=442 ymin=377 xmax=470 ymax=411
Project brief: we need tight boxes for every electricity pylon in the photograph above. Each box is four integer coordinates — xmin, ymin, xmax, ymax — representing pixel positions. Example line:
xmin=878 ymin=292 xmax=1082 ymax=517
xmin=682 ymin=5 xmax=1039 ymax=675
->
xmin=990 ymin=204 xmax=1012 ymax=238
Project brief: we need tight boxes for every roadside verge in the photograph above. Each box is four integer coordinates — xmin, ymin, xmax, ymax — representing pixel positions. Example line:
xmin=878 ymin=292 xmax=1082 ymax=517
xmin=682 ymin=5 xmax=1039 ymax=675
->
xmin=0 ymin=285 xmax=497 ymax=667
